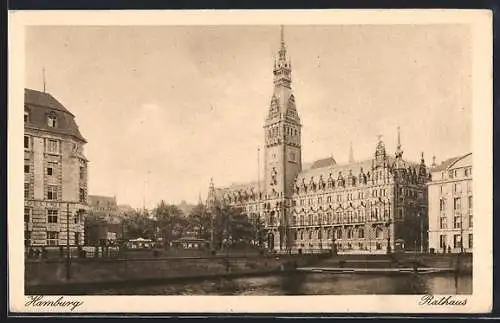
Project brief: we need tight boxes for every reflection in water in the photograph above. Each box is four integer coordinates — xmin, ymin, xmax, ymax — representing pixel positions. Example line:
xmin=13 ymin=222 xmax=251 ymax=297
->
xmin=91 ymin=272 xmax=472 ymax=295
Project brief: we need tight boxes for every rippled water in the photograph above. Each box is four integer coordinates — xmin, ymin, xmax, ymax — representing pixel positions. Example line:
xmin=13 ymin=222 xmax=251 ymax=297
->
xmin=89 ymin=272 xmax=472 ymax=295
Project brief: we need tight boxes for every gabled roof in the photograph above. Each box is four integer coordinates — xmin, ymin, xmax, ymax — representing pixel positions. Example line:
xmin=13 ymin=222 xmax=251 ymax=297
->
xmin=310 ymin=156 xmax=337 ymax=169
xmin=431 ymin=153 xmax=471 ymax=172
xmin=24 ymin=88 xmax=86 ymax=143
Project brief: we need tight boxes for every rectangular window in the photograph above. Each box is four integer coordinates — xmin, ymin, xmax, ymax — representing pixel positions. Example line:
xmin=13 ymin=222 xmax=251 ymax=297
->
xmin=47 ymin=209 xmax=58 ymax=223
xmin=453 ymin=234 xmax=461 ymax=249
xmin=327 ymin=196 xmax=332 ymax=203
xmin=80 ymin=166 xmax=85 ymax=180
xmin=468 ymin=196 xmax=472 ymax=209
xmin=317 ymin=197 xmax=322 ymax=204
xmin=454 ymin=197 xmax=461 ymax=210
xmin=468 ymin=234 xmax=473 ymax=249
xmin=47 ymin=185 xmax=58 ymax=200
xmin=440 ymin=185 xmax=444 ymax=195
xmin=47 ymin=231 xmax=59 ymax=246
xmin=439 ymin=199 xmax=444 ymax=211
xmin=46 ymin=139 xmax=60 ymax=154
xmin=24 ymin=164 xmax=30 ymax=173
xmin=439 ymin=217 xmax=447 ymax=229
xmin=24 ymin=230 xmax=31 ymax=247
xmin=24 ymin=183 xmax=29 ymax=199
xmin=24 ymin=207 xmax=31 ymax=223
xmin=469 ymin=213 xmax=473 ymax=228
xmin=25 ymin=230 xmax=31 ymax=247
xmin=47 ymin=115 xmax=57 ymax=128
xmin=79 ymin=188 xmax=86 ymax=203
xmin=439 ymin=235 xmax=447 ymax=249
xmin=464 ymin=168 xmax=469 ymax=177
xmin=448 ymin=170 xmax=454 ymax=179
xmin=454 ymin=215 xmax=462 ymax=229
xmin=47 ymin=166 xmax=53 ymax=176
xmin=24 ymin=111 xmax=29 ymax=123
xmin=24 ymin=135 xmax=30 ymax=150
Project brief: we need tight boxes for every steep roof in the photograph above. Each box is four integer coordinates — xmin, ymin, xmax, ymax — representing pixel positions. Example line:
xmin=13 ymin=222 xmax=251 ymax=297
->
xmin=24 ymin=88 xmax=86 ymax=143
xmin=88 ymin=195 xmax=117 ymax=208
xmin=431 ymin=153 xmax=471 ymax=172
xmin=296 ymin=155 xmax=421 ymax=182
xmin=310 ymin=156 xmax=337 ymax=170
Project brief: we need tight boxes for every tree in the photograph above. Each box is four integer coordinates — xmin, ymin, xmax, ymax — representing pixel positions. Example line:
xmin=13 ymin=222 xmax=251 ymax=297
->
xmin=212 ymin=203 xmax=255 ymax=249
xmin=121 ymin=209 xmax=156 ymax=240
xmin=187 ymin=204 xmax=212 ymax=240
xmin=153 ymin=200 xmax=189 ymax=248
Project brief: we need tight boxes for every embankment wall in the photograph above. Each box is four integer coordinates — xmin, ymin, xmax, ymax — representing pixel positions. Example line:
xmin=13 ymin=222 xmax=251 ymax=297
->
xmin=25 ymin=254 xmax=324 ymax=289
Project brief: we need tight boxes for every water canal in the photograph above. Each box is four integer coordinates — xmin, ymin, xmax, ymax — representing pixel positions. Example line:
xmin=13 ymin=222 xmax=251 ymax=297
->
xmin=86 ymin=272 xmax=472 ymax=295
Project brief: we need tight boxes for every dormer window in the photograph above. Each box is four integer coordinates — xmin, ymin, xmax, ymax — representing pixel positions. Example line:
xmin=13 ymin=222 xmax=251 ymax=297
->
xmin=47 ymin=114 xmax=57 ymax=128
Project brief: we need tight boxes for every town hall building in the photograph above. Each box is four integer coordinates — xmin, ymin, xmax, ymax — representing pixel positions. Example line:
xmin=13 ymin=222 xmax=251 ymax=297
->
xmin=207 ymin=27 xmax=430 ymax=254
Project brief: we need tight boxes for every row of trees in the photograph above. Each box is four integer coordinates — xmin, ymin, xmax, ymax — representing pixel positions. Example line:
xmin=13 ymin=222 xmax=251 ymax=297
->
xmin=120 ymin=200 xmax=266 ymax=250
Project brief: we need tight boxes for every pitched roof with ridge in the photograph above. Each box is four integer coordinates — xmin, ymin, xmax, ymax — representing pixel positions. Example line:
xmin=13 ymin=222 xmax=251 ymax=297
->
xmin=430 ymin=153 xmax=472 ymax=172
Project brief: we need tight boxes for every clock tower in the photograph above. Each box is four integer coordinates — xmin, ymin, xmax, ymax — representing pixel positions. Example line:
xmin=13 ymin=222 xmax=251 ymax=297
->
xmin=263 ymin=26 xmax=302 ymax=250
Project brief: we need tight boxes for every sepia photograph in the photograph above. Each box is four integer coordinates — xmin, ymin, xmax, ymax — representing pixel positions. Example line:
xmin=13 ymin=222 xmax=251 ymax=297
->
xmin=8 ymin=10 xmax=492 ymax=313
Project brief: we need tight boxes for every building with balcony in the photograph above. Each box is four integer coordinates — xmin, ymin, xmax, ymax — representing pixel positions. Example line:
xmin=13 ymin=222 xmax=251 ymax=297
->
xmin=24 ymin=88 xmax=89 ymax=247
xmin=428 ymin=153 xmax=473 ymax=253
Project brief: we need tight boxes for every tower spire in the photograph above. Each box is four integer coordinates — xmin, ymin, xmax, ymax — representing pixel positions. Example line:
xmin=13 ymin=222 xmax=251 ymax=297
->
xmin=395 ymin=126 xmax=403 ymax=159
xmin=349 ymin=142 xmax=355 ymax=163
xmin=281 ymin=25 xmax=285 ymax=45
xmin=397 ymin=126 xmax=401 ymax=149
xmin=42 ymin=67 xmax=46 ymax=93
xmin=278 ymin=25 xmax=287 ymax=61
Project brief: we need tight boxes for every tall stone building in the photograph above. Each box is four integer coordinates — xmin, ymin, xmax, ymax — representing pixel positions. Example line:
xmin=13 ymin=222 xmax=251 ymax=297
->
xmin=206 ymin=27 xmax=431 ymax=254
xmin=85 ymin=195 xmax=122 ymax=245
xmin=24 ymin=88 xmax=89 ymax=247
xmin=427 ymin=153 xmax=472 ymax=253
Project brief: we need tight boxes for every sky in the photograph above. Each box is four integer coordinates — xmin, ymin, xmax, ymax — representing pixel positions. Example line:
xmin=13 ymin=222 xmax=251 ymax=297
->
xmin=25 ymin=25 xmax=472 ymax=209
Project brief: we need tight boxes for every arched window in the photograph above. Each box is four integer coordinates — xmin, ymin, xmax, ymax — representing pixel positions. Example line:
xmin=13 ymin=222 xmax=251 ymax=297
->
xmin=358 ymin=228 xmax=365 ymax=239
xmin=308 ymin=231 xmax=312 ymax=240
xmin=336 ymin=228 xmax=343 ymax=240
xmin=375 ymin=227 xmax=384 ymax=239
xmin=269 ymin=211 xmax=275 ymax=225
xmin=347 ymin=228 xmax=353 ymax=239
xmin=318 ymin=229 xmax=322 ymax=240
xmin=300 ymin=231 xmax=304 ymax=240
xmin=308 ymin=214 xmax=312 ymax=225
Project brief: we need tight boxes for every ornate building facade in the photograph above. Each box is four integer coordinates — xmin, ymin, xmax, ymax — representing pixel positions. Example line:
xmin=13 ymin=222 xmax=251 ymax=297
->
xmin=207 ymin=28 xmax=430 ymax=254
xmin=24 ymin=88 xmax=89 ymax=247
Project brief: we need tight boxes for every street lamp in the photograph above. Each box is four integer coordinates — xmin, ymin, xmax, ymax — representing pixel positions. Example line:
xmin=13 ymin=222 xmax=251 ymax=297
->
xmin=417 ymin=212 xmax=424 ymax=253
xmin=385 ymin=201 xmax=392 ymax=254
